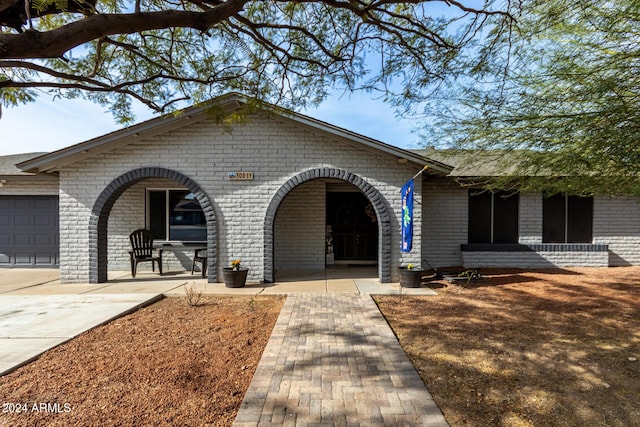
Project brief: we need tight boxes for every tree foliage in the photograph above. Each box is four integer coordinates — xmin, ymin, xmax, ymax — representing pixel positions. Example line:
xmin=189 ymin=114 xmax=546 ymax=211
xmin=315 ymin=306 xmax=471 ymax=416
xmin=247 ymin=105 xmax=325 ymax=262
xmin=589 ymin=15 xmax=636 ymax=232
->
xmin=0 ymin=0 xmax=513 ymax=122
xmin=424 ymin=0 xmax=640 ymax=196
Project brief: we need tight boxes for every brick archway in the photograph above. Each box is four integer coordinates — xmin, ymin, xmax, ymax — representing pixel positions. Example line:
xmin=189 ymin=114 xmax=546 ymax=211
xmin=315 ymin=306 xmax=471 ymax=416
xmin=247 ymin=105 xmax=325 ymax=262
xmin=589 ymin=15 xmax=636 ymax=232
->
xmin=264 ymin=168 xmax=392 ymax=283
xmin=89 ymin=167 xmax=217 ymax=283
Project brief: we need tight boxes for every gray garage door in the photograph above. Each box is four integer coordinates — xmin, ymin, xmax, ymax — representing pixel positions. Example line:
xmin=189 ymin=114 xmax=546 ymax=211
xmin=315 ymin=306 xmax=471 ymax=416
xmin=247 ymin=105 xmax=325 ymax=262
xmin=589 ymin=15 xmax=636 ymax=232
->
xmin=0 ymin=196 xmax=59 ymax=267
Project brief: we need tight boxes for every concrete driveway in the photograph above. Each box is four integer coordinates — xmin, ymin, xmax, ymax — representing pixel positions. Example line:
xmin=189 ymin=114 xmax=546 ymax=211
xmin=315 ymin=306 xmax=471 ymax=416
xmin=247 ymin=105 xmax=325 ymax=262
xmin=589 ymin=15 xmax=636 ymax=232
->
xmin=0 ymin=268 xmax=61 ymax=293
xmin=0 ymin=269 xmax=163 ymax=376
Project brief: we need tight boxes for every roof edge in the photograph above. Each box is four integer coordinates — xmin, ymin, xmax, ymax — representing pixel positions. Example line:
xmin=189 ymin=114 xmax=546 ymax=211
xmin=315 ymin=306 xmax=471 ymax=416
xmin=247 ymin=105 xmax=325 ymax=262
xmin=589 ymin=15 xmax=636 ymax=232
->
xmin=274 ymin=109 xmax=452 ymax=175
xmin=17 ymin=95 xmax=244 ymax=173
xmin=17 ymin=93 xmax=452 ymax=175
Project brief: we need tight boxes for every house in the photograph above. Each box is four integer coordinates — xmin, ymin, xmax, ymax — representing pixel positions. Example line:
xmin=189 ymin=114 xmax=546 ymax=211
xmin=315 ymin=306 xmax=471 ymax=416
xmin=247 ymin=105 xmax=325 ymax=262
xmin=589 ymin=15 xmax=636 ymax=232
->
xmin=416 ymin=149 xmax=640 ymax=269
xmin=2 ymin=93 xmax=640 ymax=284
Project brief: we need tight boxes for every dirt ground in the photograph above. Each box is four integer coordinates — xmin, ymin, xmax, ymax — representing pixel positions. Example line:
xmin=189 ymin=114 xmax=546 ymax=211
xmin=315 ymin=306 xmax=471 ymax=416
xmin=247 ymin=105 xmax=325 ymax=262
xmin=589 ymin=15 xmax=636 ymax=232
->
xmin=376 ymin=267 xmax=640 ymax=427
xmin=0 ymin=295 xmax=283 ymax=427
xmin=1 ymin=269 xmax=639 ymax=427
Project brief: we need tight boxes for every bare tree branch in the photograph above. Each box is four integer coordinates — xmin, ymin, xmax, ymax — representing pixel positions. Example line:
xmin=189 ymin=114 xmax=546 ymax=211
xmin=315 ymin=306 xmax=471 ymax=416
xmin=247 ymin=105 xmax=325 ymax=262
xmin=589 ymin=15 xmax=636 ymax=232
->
xmin=0 ymin=0 xmax=247 ymax=58
xmin=0 ymin=0 xmax=515 ymax=122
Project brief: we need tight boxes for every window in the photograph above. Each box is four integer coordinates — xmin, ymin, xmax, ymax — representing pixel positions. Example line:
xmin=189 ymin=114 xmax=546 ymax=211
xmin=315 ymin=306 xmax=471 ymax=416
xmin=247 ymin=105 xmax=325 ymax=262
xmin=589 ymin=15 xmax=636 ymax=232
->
xmin=147 ymin=189 xmax=206 ymax=242
xmin=468 ymin=191 xmax=519 ymax=243
xmin=543 ymin=195 xmax=593 ymax=243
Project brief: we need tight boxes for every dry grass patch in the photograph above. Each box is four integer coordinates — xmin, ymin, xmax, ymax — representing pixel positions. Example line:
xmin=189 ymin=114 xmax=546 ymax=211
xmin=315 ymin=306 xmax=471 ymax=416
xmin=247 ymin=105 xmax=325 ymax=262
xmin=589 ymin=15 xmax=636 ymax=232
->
xmin=376 ymin=267 xmax=640 ymax=427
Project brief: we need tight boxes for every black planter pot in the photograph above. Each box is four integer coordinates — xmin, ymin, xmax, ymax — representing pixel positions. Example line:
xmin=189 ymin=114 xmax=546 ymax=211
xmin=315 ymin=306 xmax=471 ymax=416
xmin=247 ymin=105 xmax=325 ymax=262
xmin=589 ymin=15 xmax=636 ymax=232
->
xmin=398 ymin=267 xmax=425 ymax=288
xmin=223 ymin=267 xmax=249 ymax=288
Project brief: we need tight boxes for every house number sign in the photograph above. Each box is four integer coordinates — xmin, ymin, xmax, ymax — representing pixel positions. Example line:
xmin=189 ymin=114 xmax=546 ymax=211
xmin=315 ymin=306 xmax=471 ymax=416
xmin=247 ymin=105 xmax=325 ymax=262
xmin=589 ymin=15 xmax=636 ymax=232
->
xmin=228 ymin=171 xmax=254 ymax=181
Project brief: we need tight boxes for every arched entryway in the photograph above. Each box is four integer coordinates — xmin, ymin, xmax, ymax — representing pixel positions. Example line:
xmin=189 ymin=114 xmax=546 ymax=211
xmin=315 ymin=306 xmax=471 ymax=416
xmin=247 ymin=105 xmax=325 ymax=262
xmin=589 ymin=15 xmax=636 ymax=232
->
xmin=264 ymin=168 xmax=392 ymax=283
xmin=88 ymin=167 xmax=217 ymax=283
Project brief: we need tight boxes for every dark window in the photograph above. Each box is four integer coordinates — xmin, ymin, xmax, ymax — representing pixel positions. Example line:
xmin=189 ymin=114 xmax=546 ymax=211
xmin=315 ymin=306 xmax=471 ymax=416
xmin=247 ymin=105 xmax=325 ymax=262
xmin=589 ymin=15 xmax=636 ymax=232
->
xmin=468 ymin=192 xmax=492 ymax=243
xmin=148 ymin=191 xmax=167 ymax=240
xmin=147 ymin=190 xmax=206 ymax=242
xmin=468 ymin=191 xmax=519 ymax=244
xmin=567 ymin=196 xmax=593 ymax=243
xmin=543 ymin=195 xmax=593 ymax=243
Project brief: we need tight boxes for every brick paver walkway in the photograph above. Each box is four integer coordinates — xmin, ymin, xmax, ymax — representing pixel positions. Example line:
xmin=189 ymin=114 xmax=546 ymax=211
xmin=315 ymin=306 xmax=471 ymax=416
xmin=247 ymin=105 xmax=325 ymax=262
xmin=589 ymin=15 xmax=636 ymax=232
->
xmin=233 ymin=294 xmax=448 ymax=426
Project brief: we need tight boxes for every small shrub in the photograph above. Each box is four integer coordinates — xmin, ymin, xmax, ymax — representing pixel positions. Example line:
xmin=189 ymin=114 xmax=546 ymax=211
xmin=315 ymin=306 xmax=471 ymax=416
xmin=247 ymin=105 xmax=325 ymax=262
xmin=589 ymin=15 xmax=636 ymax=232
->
xmin=185 ymin=283 xmax=204 ymax=307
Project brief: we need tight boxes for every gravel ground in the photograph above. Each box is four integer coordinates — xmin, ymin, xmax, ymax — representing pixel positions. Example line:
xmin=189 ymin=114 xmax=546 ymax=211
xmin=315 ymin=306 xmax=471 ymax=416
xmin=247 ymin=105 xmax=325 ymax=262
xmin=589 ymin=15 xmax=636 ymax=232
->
xmin=0 ymin=295 xmax=283 ymax=427
xmin=376 ymin=267 xmax=640 ymax=427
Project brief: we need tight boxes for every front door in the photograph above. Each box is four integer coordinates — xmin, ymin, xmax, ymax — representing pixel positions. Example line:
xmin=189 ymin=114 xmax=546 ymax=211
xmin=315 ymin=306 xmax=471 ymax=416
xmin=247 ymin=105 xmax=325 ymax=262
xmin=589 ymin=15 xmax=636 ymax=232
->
xmin=326 ymin=192 xmax=378 ymax=263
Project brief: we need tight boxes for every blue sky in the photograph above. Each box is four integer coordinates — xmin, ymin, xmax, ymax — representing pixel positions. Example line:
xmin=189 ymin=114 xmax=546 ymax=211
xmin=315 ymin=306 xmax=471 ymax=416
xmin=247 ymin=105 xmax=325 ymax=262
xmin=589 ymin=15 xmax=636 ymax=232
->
xmin=0 ymin=92 xmax=423 ymax=156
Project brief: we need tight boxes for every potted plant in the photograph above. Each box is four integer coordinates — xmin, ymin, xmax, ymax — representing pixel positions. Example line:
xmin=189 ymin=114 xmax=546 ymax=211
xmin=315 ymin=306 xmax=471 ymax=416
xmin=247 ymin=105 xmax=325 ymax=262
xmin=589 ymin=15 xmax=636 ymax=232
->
xmin=398 ymin=263 xmax=425 ymax=288
xmin=222 ymin=259 xmax=249 ymax=288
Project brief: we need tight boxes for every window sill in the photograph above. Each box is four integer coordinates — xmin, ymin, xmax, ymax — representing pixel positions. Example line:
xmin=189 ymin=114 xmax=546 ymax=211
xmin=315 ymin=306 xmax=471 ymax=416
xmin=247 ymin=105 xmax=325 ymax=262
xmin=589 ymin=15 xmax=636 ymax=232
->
xmin=461 ymin=243 xmax=608 ymax=252
xmin=157 ymin=241 xmax=207 ymax=245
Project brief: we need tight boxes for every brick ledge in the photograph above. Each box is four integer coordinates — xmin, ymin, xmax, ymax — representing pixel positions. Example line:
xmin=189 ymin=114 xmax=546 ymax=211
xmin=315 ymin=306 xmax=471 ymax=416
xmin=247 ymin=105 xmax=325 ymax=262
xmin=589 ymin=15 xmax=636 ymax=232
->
xmin=461 ymin=243 xmax=609 ymax=252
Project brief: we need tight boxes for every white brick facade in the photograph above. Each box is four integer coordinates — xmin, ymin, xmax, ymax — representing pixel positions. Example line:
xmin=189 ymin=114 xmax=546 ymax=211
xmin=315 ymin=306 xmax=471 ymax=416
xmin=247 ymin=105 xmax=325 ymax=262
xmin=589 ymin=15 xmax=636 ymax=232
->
xmin=461 ymin=249 xmax=609 ymax=268
xmin=5 ymin=98 xmax=640 ymax=279
xmin=594 ymin=195 xmax=640 ymax=266
xmin=421 ymin=179 xmax=466 ymax=267
xmin=519 ymin=193 xmax=542 ymax=244
xmin=57 ymin=114 xmax=423 ymax=283
xmin=420 ymin=186 xmax=637 ymax=269
xmin=274 ymin=180 xmax=326 ymax=271
xmin=0 ymin=180 xmax=58 ymax=196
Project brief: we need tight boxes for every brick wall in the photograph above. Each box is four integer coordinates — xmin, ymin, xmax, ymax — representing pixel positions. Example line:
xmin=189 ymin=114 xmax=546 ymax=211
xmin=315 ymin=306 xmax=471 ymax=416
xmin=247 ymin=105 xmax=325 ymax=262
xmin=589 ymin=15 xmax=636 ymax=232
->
xmin=59 ymin=183 xmax=90 ymax=281
xmin=462 ymin=249 xmax=609 ymax=268
xmin=421 ymin=186 xmax=639 ymax=269
xmin=421 ymin=179 xmax=466 ymax=268
xmin=594 ymin=195 xmax=640 ymax=266
xmin=274 ymin=180 xmax=326 ymax=272
xmin=58 ymin=114 xmax=421 ymax=283
xmin=519 ymin=193 xmax=542 ymax=244
xmin=11 ymin=139 xmax=640 ymax=278
xmin=51 ymin=111 xmax=640 ymax=282
xmin=0 ymin=180 xmax=58 ymax=196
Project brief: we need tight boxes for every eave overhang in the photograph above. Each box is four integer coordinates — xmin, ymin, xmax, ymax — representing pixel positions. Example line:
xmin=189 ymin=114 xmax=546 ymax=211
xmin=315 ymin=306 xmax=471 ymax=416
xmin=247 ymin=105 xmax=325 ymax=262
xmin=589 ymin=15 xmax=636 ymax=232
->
xmin=17 ymin=93 xmax=453 ymax=176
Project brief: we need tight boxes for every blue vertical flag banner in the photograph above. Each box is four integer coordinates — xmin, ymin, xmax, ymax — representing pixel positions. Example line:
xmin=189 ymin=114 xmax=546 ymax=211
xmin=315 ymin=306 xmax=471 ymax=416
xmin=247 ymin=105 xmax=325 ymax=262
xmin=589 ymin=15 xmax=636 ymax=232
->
xmin=401 ymin=179 xmax=414 ymax=252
